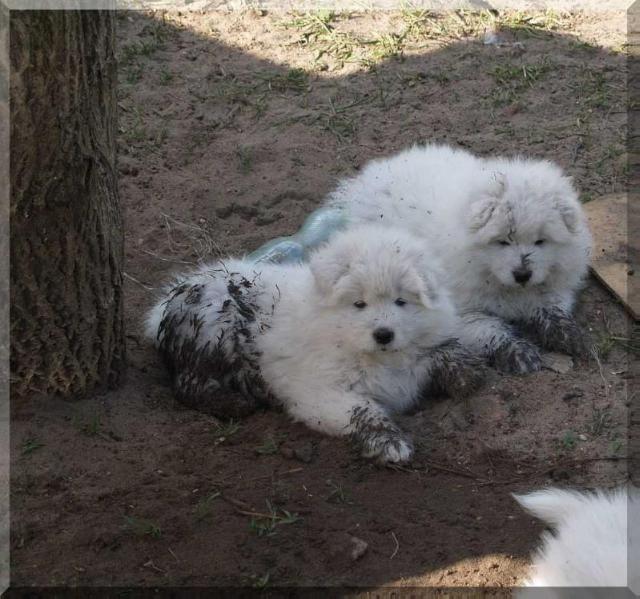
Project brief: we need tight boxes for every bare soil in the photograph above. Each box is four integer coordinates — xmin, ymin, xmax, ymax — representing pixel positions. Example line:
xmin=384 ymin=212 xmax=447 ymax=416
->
xmin=10 ymin=9 xmax=633 ymax=591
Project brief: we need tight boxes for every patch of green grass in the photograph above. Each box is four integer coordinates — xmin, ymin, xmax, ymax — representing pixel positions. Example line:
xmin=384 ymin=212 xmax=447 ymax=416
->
xmin=236 ymin=145 xmax=254 ymax=174
xmin=214 ymin=79 xmax=256 ymax=103
xmin=367 ymin=32 xmax=405 ymax=63
xmin=560 ymin=430 xmax=577 ymax=450
xmin=594 ymin=143 xmax=625 ymax=176
xmin=261 ymin=68 xmax=309 ymax=93
xmin=153 ymin=127 xmax=169 ymax=148
xmin=489 ymin=60 xmax=550 ymax=106
xmin=610 ymin=438 xmax=623 ymax=455
xmin=120 ymin=20 xmax=172 ymax=66
xmin=209 ymin=78 xmax=270 ymax=121
xmin=595 ymin=331 xmax=616 ymax=360
xmin=249 ymin=500 xmax=301 ymax=537
xmin=497 ymin=10 xmax=564 ymax=37
xmin=491 ymin=62 xmax=549 ymax=88
xmin=72 ymin=405 xmax=103 ymax=437
xmin=283 ymin=11 xmax=357 ymax=67
xmin=430 ymin=70 xmax=451 ymax=85
xmin=284 ymin=10 xmax=337 ymax=39
xmin=123 ymin=63 xmax=143 ymax=84
xmin=121 ymin=106 xmax=147 ymax=144
xmin=400 ymin=8 xmax=562 ymax=44
xmin=590 ymin=408 xmax=612 ymax=437
xmin=213 ymin=419 xmax=240 ymax=441
xmin=405 ymin=10 xmax=492 ymax=40
xmin=326 ymin=480 xmax=351 ymax=504
xmin=606 ymin=335 xmax=640 ymax=356
xmin=578 ymin=70 xmax=611 ymax=110
xmin=594 ymin=319 xmax=640 ymax=359
xmin=580 ymin=191 xmax=595 ymax=203
xmin=124 ymin=515 xmax=162 ymax=538
xmin=120 ymin=39 xmax=163 ymax=66
xmin=250 ymin=572 xmax=271 ymax=589
xmin=78 ymin=411 xmax=102 ymax=437
xmin=21 ymin=438 xmax=44 ymax=456
xmin=399 ymin=4 xmax=433 ymax=38
xmin=255 ymin=434 xmax=284 ymax=456
xmin=306 ymin=93 xmax=372 ymax=141
xmin=323 ymin=112 xmax=356 ymax=139
xmin=159 ymin=68 xmax=173 ymax=85
xmin=194 ymin=491 xmax=221 ymax=522
xmin=494 ymin=124 xmax=516 ymax=137
xmin=570 ymin=38 xmax=601 ymax=53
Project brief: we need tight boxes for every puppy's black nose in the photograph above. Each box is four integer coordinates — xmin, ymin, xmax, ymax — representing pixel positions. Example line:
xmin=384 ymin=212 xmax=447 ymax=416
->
xmin=513 ymin=268 xmax=532 ymax=285
xmin=373 ymin=327 xmax=394 ymax=345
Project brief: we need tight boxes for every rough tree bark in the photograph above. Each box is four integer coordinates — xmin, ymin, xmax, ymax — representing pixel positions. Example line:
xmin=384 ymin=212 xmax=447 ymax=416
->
xmin=10 ymin=10 xmax=125 ymax=398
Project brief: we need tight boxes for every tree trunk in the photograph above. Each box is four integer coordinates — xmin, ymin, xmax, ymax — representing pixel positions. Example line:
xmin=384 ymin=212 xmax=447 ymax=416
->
xmin=10 ymin=10 xmax=125 ymax=398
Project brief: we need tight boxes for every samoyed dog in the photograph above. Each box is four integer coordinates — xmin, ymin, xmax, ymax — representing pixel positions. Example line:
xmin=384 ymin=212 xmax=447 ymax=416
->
xmin=326 ymin=144 xmax=592 ymax=374
xmin=514 ymin=487 xmax=638 ymax=597
xmin=146 ymin=225 xmax=485 ymax=464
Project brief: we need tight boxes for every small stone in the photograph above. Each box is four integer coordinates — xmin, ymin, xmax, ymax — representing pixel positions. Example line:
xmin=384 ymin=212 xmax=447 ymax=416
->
xmin=578 ymin=434 xmax=588 ymax=441
xmin=293 ymin=442 xmax=314 ymax=463
xmin=563 ymin=388 xmax=584 ymax=401
xmin=541 ymin=352 xmax=573 ymax=374
xmin=349 ymin=536 xmax=368 ymax=561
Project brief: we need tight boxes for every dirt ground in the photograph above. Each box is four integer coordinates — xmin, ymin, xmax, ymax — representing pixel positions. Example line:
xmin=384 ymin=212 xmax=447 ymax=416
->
xmin=10 ymin=8 xmax=633 ymax=592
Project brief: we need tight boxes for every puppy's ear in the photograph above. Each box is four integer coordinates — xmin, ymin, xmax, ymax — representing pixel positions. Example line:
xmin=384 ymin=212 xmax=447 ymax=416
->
xmin=468 ymin=174 xmax=505 ymax=232
xmin=309 ymin=245 xmax=350 ymax=296
xmin=552 ymin=175 xmax=581 ymax=234
xmin=415 ymin=273 xmax=438 ymax=309
xmin=408 ymin=257 xmax=440 ymax=309
xmin=555 ymin=197 xmax=579 ymax=234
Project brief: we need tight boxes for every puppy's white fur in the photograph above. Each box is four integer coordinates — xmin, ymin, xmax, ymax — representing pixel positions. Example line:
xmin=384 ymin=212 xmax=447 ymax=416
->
xmin=514 ymin=487 xmax=639 ymax=597
xmin=327 ymin=144 xmax=592 ymax=373
xmin=146 ymin=225 xmax=483 ymax=463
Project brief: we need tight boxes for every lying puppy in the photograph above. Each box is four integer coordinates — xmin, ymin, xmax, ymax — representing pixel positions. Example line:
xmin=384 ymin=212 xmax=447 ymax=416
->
xmin=327 ymin=144 xmax=592 ymax=374
xmin=146 ymin=225 xmax=485 ymax=463
xmin=514 ymin=487 xmax=638 ymax=597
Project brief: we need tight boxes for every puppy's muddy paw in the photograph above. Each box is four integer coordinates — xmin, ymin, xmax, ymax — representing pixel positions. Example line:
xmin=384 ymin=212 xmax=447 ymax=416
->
xmin=442 ymin=359 xmax=488 ymax=399
xmin=493 ymin=339 xmax=542 ymax=374
xmin=521 ymin=309 xmax=587 ymax=357
xmin=380 ymin=437 xmax=414 ymax=464
xmin=545 ymin=324 xmax=587 ymax=357
xmin=361 ymin=434 xmax=414 ymax=464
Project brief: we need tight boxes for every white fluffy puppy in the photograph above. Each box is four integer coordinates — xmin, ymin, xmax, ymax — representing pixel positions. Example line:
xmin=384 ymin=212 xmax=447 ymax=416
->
xmin=327 ymin=144 xmax=592 ymax=374
xmin=146 ymin=225 xmax=485 ymax=463
xmin=514 ymin=487 xmax=639 ymax=597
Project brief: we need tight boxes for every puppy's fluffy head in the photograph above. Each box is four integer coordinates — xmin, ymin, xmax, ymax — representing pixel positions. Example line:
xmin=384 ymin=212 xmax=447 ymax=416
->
xmin=309 ymin=225 xmax=456 ymax=356
xmin=466 ymin=159 xmax=591 ymax=290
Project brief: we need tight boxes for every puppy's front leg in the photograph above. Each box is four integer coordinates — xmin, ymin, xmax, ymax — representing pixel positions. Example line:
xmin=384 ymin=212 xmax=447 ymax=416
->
xmin=285 ymin=389 xmax=413 ymax=464
xmin=517 ymin=306 xmax=586 ymax=356
xmin=425 ymin=340 xmax=487 ymax=399
xmin=458 ymin=312 xmax=542 ymax=374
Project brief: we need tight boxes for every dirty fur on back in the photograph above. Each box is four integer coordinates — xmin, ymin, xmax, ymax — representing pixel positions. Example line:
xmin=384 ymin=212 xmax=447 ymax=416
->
xmin=146 ymin=225 xmax=486 ymax=464
xmin=150 ymin=266 xmax=273 ymax=419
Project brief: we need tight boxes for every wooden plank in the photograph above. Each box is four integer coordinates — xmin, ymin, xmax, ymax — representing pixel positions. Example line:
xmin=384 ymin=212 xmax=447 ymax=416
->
xmin=584 ymin=193 xmax=640 ymax=321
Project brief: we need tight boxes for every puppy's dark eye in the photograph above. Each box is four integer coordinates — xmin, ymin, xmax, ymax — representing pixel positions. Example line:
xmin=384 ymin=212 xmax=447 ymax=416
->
xmin=354 ymin=300 xmax=367 ymax=309
xmin=498 ymin=240 xmax=510 ymax=247
xmin=395 ymin=298 xmax=407 ymax=306
xmin=535 ymin=239 xmax=546 ymax=246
